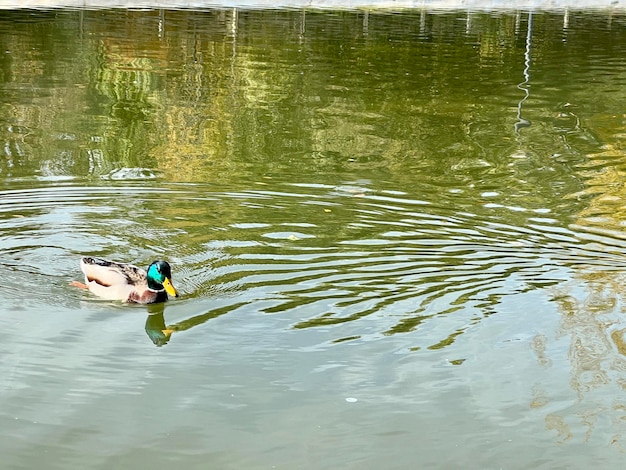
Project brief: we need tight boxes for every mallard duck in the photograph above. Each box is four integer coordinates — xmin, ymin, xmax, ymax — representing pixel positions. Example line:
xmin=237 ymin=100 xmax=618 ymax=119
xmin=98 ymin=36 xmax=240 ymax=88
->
xmin=72 ymin=257 xmax=179 ymax=304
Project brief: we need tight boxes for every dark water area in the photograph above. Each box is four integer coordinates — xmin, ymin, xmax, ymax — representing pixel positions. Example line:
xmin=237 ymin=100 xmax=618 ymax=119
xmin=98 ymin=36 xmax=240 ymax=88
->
xmin=2 ymin=8 xmax=626 ymax=468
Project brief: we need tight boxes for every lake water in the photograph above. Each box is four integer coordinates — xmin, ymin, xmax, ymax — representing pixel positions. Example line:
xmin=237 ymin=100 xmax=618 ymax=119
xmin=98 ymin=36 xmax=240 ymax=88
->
xmin=2 ymin=7 xmax=626 ymax=469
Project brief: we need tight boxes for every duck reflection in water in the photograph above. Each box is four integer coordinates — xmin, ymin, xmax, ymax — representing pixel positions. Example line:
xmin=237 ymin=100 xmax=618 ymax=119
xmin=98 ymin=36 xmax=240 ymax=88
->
xmin=144 ymin=301 xmax=238 ymax=346
xmin=145 ymin=303 xmax=175 ymax=347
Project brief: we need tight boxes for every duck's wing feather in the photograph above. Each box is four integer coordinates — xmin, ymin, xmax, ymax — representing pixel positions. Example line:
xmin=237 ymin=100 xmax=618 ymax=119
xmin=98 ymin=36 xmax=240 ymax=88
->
xmin=80 ymin=257 xmax=147 ymax=286
xmin=80 ymin=257 xmax=148 ymax=301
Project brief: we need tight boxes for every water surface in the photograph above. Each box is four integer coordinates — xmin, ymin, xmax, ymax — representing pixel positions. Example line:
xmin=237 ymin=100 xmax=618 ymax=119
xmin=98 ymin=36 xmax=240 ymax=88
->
xmin=2 ymin=8 xmax=626 ymax=469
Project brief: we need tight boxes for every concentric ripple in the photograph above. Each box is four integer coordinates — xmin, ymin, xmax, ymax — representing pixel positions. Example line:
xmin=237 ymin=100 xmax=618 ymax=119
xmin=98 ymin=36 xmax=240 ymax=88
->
xmin=2 ymin=178 xmax=626 ymax=353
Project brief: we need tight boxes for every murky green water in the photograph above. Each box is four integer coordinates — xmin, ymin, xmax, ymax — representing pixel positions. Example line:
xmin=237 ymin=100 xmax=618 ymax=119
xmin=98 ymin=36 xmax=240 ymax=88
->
xmin=3 ymin=7 xmax=626 ymax=468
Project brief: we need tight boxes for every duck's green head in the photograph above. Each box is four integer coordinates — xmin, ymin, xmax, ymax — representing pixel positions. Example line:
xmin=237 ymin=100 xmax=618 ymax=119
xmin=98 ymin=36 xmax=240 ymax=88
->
xmin=146 ymin=260 xmax=179 ymax=297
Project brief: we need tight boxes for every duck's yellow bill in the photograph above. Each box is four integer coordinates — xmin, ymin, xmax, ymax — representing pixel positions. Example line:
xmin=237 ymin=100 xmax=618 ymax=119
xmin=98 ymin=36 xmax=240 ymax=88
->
xmin=163 ymin=278 xmax=179 ymax=297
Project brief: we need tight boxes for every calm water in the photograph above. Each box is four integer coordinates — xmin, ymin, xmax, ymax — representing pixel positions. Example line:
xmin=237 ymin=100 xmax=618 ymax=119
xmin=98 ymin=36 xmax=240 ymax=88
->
xmin=2 ymin=7 xmax=626 ymax=468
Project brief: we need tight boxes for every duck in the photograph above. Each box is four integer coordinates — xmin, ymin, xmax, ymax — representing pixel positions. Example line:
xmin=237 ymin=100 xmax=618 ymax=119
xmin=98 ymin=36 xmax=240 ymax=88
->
xmin=71 ymin=257 xmax=179 ymax=304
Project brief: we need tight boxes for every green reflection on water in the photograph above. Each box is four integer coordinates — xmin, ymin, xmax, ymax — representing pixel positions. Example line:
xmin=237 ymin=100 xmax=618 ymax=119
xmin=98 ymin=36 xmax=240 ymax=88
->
xmin=0 ymin=9 xmax=624 ymax=201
